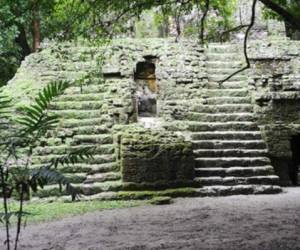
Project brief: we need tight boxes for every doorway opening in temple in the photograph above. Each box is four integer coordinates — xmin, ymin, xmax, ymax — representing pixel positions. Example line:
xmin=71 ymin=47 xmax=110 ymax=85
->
xmin=134 ymin=59 xmax=158 ymax=117
xmin=290 ymin=135 xmax=300 ymax=185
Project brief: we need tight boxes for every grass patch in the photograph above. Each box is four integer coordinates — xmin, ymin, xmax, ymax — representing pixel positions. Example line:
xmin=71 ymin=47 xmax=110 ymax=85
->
xmin=0 ymin=187 xmax=197 ymax=225
xmin=1 ymin=200 xmax=145 ymax=224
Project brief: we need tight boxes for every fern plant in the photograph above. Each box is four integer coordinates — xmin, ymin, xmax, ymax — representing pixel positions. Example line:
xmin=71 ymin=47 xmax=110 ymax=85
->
xmin=0 ymin=81 xmax=94 ymax=250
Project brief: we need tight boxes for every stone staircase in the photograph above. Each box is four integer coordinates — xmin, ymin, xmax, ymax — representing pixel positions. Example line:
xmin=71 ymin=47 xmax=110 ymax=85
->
xmin=29 ymin=42 xmax=281 ymax=199
xmin=31 ymin=78 xmax=128 ymax=199
xmin=163 ymin=43 xmax=281 ymax=195
xmin=193 ymin=44 xmax=281 ymax=195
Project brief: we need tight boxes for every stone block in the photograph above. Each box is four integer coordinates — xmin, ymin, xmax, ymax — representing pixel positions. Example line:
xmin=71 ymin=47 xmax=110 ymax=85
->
xmin=116 ymin=125 xmax=195 ymax=184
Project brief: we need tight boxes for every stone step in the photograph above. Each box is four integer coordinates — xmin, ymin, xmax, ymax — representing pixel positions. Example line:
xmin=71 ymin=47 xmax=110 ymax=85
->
xmin=50 ymin=101 xmax=104 ymax=110
xmin=206 ymin=61 xmax=243 ymax=69
xmin=209 ymin=74 xmax=248 ymax=82
xmin=72 ymin=134 xmax=113 ymax=144
xmin=37 ymin=184 xmax=282 ymax=201
xmin=204 ymin=97 xmax=251 ymax=105
xmin=202 ymin=89 xmax=249 ymax=98
xmin=191 ymin=131 xmax=262 ymax=140
xmin=207 ymin=44 xmax=241 ymax=53
xmin=194 ymin=175 xmax=279 ymax=186
xmin=207 ymin=82 xmax=248 ymax=89
xmin=207 ymin=49 xmax=240 ymax=54
xmin=195 ymin=166 xmax=274 ymax=177
xmin=192 ymin=104 xmax=253 ymax=113
xmin=80 ymin=181 xmax=123 ymax=196
xmin=165 ymin=121 xmax=259 ymax=132
xmin=84 ymin=172 xmax=121 ymax=184
xmin=185 ymin=121 xmax=259 ymax=132
xmin=57 ymin=162 xmax=119 ymax=174
xmin=28 ymin=172 xmax=88 ymax=185
xmin=207 ymin=52 xmax=244 ymax=60
xmin=33 ymin=144 xmax=114 ymax=156
xmin=33 ymin=180 xmax=123 ymax=198
xmin=206 ymin=68 xmax=246 ymax=76
xmin=195 ymin=157 xmax=271 ymax=168
xmin=64 ymin=84 xmax=110 ymax=95
xmin=192 ymin=140 xmax=267 ymax=149
xmin=62 ymin=173 xmax=87 ymax=184
xmin=186 ymin=112 xmax=254 ymax=122
xmin=71 ymin=125 xmax=111 ymax=135
xmin=163 ymin=99 xmax=202 ymax=105
xmin=61 ymin=117 xmax=113 ymax=128
xmin=49 ymin=110 xmax=104 ymax=119
xmin=194 ymin=149 xmax=268 ymax=157
xmin=56 ymin=93 xmax=106 ymax=102
xmin=196 ymin=185 xmax=282 ymax=196
xmin=32 ymin=154 xmax=115 ymax=165
xmin=44 ymin=125 xmax=111 ymax=139
xmin=54 ymin=192 xmax=119 ymax=202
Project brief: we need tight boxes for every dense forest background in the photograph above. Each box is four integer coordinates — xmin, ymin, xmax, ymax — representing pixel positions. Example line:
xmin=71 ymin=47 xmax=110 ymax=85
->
xmin=1 ymin=0 xmax=300 ymax=87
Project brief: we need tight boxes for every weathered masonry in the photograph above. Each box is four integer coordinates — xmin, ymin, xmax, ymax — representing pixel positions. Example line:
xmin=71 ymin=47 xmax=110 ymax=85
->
xmin=4 ymin=37 xmax=300 ymax=200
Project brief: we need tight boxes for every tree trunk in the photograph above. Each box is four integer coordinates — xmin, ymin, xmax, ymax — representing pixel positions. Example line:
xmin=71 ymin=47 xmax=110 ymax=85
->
xmin=31 ymin=0 xmax=41 ymax=52
xmin=15 ymin=26 xmax=31 ymax=60
xmin=259 ymin=0 xmax=300 ymax=31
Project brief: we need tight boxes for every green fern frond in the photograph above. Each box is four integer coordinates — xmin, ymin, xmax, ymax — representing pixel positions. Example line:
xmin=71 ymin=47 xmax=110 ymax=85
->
xmin=50 ymin=147 xmax=94 ymax=168
xmin=0 ymin=90 xmax=12 ymax=121
xmin=0 ymin=211 xmax=30 ymax=224
xmin=30 ymin=167 xmax=79 ymax=201
xmin=27 ymin=147 xmax=94 ymax=200
xmin=0 ymin=90 xmax=13 ymax=146
xmin=17 ymin=81 xmax=69 ymax=135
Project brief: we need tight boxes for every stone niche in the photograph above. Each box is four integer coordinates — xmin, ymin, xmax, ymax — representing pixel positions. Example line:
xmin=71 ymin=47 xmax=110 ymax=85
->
xmin=115 ymin=125 xmax=195 ymax=188
xmin=134 ymin=57 xmax=158 ymax=117
xmin=264 ymin=127 xmax=300 ymax=186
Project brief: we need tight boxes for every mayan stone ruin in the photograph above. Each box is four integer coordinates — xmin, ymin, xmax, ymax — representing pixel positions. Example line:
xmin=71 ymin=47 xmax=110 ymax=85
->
xmin=3 ymin=29 xmax=300 ymax=200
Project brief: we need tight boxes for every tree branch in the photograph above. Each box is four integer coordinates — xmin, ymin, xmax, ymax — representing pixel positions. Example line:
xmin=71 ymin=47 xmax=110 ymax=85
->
xmin=259 ymin=0 xmax=300 ymax=31
xmin=0 ymin=166 xmax=10 ymax=250
xmin=219 ymin=24 xmax=248 ymax=42
xmin=199 ymin=0 xmax=210 ymax=44
xmin=218 ymin=0 xmax=258 ymax=85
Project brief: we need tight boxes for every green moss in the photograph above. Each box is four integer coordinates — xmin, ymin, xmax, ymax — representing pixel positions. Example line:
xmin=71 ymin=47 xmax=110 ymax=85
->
xmin=33 ymin=180 xmax=123 ymax=198
xmin=117 ymin=187 xmax=198 ymax=200
xmin=122 ymin=180 xmax=201 ymax=191
xmin=149 ymin=196 xmax=173 ymax=205
xmin=64 ymin=174 xmax=87 ymax=184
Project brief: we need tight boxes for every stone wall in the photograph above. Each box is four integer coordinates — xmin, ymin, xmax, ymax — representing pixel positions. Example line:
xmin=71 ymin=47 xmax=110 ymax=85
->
xmin=101 ymin=39 xmax=207 ymax=121
xmin=3 ymin=37 xmax=300 ymax=195
xmin=116 ymin=125 xmax=195 ymax=188
xmin=1 ymin=39 xmax=207 ymax=195
xmin=248 ymin=38 xmax=300 ymax=185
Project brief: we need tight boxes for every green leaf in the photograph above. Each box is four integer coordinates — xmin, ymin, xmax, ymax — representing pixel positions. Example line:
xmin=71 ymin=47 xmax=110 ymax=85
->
xmin=50 ymin=147 xmax=94 ymax=168
xmin=16 ymin=81 xmax=69 ymax=135
xmin=0 ymin=211 xmax=31 ymax=224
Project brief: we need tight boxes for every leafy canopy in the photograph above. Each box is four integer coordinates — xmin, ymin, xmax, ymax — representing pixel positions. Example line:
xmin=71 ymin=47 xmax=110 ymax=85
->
xmin=1 ymin=0 xmax=300 ymax=86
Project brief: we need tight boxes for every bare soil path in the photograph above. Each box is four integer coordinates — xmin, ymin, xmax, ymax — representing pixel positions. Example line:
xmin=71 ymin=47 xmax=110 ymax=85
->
xmin=3 ymin=188 xmax=300 ymax=250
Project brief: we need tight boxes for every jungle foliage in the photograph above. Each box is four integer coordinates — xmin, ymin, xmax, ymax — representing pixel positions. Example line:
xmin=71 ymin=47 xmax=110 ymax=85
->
xmin=1 ymin=0 xmax=300 ymax=86
xmin=0 ymin=81 xmax=93 ymax=250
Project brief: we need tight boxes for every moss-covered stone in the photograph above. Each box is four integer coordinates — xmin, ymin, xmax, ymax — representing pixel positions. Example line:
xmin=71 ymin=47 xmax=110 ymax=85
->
xmin=150 ymin=196 xmax=173 ymax=205
xmin=117 ymin=187 xmax=198 ymax=200
xmin=116 ymin=125 xmax=195 ymax=186
xmin=4 ymin=37 xmax=300 ymax=198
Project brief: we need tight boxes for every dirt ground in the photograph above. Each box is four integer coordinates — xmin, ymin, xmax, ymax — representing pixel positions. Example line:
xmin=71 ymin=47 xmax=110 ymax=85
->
xmin=2 ymin=187 xmax=300 ymax=250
